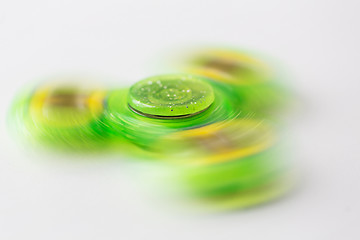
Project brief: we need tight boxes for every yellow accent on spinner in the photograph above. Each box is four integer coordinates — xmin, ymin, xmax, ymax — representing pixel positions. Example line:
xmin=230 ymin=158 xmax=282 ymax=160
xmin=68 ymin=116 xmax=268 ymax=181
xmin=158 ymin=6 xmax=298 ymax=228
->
xmin=29 ymin=84 xmax=105 ymax=127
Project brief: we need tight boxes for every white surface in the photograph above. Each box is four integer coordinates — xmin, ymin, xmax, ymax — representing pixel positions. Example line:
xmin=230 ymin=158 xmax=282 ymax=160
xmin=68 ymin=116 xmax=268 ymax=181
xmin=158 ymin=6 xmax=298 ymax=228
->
xmin=1 ymin=0 xmax=359 ymax=239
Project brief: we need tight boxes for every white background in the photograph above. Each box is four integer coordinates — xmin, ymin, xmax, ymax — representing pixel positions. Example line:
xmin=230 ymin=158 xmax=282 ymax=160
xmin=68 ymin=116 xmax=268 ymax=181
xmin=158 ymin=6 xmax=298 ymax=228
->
xmin=1 ymin=0 xmax=359 ymax=239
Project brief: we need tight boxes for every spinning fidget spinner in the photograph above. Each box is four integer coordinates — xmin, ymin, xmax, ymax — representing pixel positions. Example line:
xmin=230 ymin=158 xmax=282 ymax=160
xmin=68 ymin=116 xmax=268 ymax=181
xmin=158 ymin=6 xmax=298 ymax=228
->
xmin=10 ymin=48 xmax=292 ymax=210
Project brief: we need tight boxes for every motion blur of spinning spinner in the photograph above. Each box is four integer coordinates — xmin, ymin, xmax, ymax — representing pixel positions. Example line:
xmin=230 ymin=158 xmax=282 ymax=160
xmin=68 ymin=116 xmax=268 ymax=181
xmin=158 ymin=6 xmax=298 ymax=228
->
xmin=10 ymin=47 xmax=293 ymax=210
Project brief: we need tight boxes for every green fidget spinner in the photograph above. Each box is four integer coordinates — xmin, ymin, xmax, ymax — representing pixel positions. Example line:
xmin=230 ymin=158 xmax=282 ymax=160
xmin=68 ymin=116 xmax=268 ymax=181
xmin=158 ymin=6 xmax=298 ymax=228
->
xmin=9 ymin=48 xmax=292 ymax=211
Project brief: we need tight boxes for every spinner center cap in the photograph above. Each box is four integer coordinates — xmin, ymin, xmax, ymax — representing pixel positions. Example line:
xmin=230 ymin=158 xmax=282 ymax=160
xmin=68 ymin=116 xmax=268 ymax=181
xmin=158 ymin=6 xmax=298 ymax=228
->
xmin=128 ymin=74 xmax=215 ymax=118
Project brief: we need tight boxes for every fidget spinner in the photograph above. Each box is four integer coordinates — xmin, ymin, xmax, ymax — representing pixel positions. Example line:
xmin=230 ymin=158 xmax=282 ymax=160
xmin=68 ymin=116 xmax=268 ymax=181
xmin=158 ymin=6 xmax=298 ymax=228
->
xmin=10 ymin=48 xmax=292 ymax=210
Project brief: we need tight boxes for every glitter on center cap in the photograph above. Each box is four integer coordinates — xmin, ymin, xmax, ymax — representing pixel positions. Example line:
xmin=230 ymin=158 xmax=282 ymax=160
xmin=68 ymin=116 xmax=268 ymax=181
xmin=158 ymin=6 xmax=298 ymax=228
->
xmin=127 ymin=74 xmax=215 ymax=118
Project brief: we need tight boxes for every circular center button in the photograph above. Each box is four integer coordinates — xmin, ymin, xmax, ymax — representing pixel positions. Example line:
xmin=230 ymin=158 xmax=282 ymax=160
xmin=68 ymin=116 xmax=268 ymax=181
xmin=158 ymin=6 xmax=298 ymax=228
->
xmin=128 ymin=74 xmax=215 ymax=118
